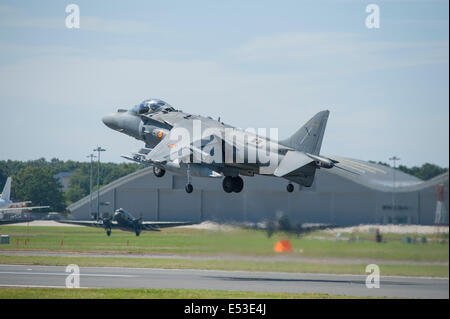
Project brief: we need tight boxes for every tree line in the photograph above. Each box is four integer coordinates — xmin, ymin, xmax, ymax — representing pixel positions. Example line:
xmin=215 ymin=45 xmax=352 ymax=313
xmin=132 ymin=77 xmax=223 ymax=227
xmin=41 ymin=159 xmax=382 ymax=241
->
xmin=368 ymin=161 xmax=448 ymax=181
xmin=0 ymin=158 xmax=447 ymax=213
xmin=0 ymin=158 xmax=144 ymax=212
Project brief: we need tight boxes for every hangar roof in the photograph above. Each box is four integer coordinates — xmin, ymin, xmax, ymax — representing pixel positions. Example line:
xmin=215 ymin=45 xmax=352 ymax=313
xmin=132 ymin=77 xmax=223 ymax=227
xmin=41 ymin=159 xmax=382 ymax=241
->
xmin=329 ymin=156 xmax=422 ymax=188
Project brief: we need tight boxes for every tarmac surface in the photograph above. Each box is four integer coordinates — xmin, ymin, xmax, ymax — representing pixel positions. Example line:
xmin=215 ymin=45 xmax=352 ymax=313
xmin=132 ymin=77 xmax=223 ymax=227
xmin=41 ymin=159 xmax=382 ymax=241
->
xmin=0 ymin=264 xmax=448 ymax=298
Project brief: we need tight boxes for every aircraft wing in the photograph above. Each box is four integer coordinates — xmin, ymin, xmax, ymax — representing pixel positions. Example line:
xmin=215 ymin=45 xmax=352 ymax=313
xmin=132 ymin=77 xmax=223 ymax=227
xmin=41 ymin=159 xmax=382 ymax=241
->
xmin=146 ymin=119 xmax=191 ymax=163
xmin=146 ymin=118 xmax=219 ymax=163
xmin=147 ymin=117 xmax=232 ymax=164
xmin=141 ymin=221 xmax=196 ymax=230
xmin=57 ymin=220 xmax=120 ymax=228
xmin=58 ymin=220 xmax=196 ymax=231
xmin=0 ymin=205 xmax=50 ymax=212
xmin=5 ymin=201 xmax=32 ymax=205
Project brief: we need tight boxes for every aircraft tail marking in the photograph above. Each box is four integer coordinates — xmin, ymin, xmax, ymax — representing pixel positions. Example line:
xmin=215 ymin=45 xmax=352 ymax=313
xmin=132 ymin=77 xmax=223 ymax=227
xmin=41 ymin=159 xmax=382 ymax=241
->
xmin=280 ymin=110 xmax=329 ymax=155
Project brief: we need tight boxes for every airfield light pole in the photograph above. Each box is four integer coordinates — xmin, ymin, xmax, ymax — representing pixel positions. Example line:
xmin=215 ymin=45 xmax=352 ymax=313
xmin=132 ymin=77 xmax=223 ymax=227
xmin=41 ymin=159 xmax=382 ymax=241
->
xmin=389 ymin=156 xmax=400 ymax=215
xmin=86 ymin=154 xmax=96 ymax=219
xmin=94 ymin=147 xmax=106 ymax=221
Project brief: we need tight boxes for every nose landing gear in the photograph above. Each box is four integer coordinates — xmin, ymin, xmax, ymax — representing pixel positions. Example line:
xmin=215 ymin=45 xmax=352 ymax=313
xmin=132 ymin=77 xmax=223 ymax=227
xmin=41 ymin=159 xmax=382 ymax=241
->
xmin=153 ymin=166 xmax=165 ymax=177
xmin=185 ymin=164 xmax=193 ymax=193
xmin=185 ymin=183 xmax=193 ymax=193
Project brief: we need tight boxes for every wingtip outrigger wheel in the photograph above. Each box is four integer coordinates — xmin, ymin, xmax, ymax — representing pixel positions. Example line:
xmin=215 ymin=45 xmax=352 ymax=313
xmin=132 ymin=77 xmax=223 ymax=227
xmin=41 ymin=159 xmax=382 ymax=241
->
xmin=286 ymin=183 xmax=294 ymax=193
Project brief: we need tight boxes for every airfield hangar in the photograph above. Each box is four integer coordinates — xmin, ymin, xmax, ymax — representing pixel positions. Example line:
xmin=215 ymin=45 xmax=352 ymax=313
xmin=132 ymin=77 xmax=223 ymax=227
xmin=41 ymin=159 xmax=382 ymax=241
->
xmin=68 ymin=157 xmax=449 ymax=226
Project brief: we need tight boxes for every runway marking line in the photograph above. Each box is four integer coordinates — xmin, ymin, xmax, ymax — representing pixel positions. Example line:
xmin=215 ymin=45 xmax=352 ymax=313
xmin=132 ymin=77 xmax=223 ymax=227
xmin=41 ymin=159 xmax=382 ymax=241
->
xmin=0 ymin=271 xmax=136 ymax=278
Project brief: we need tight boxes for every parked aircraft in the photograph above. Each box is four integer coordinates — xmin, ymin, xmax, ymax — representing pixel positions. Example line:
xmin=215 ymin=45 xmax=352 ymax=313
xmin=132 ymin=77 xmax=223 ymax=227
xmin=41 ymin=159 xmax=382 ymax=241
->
xmin=252 ymin=214 xmax=335 ymax=238
xmin=0 ymin=177 xmax=49 ymax=213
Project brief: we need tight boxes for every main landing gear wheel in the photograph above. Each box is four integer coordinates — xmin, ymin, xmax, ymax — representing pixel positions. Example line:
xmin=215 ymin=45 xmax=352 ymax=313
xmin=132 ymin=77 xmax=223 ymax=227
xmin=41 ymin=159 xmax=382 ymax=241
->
xmin=185 ymin=183 xmax=193 ymax=193
xmin=232 ymin=176 xmax=244 ymax=193
xmin=286 ymin=183 xmax=294 ymax=193
xmin=222 ymin=176 xmax=234 ymax=193
xmin=223 ymin=176 xmax=244 ymax=193
xmin=153 ymin=166 xmax=165 ymax=177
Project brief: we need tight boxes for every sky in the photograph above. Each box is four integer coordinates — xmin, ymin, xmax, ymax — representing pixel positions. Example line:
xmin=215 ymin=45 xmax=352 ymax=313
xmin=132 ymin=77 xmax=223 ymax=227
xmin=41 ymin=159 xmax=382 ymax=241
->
xmin=0 ymin=0 xmax=448 ymax=167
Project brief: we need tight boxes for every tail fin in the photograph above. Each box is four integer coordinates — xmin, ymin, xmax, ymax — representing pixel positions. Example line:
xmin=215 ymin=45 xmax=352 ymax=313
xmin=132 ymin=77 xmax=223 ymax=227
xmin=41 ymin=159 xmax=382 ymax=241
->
xmin=1 ymin=177 xmax=11 ymax=201
xmin=280 ymin=110 xmax=329 ymax=155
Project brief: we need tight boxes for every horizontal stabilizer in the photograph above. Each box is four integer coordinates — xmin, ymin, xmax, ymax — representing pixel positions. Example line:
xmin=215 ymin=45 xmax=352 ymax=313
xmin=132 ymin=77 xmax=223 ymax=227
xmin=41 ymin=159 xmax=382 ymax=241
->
xmin=274 ymin=151 xmax=314 ymax=177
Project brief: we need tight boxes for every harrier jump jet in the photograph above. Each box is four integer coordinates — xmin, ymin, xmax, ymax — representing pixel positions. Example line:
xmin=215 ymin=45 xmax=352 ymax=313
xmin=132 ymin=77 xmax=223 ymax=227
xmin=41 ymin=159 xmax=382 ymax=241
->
xmin=102 ymin=99 xmax=351 ymax=194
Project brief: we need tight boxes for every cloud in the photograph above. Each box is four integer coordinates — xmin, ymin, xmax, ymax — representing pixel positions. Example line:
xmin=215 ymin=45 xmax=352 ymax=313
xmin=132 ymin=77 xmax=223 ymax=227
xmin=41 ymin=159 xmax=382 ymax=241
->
xmin=0 ymin=4 xmax=14 ymax=14
xmin=225 ymin=32 xmax=449 ymax=75
xmin=0 ymin=25 xmax=447 ymax=166
xmin=0 ymin=8 xmax=152 ymax=34
xmin=80 ymin=16 xmax=152 ymax=34
xmin=0 ymin=52 xmax=447 ymax=166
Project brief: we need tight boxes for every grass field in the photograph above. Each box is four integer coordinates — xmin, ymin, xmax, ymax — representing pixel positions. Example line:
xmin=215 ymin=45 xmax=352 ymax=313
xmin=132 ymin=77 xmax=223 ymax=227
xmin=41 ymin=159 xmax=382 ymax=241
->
xmin=1 ymin=255 xmax=447 ymax=277
xmin=0 ymin=287 xmax=374 ymax=299
xmin=0 ymin=225 xmax=447 ymax=298
xmin=0 ymin=225 xmax=448 ymax=278
xmin=0 ymin=225 xmax=448 ymax=262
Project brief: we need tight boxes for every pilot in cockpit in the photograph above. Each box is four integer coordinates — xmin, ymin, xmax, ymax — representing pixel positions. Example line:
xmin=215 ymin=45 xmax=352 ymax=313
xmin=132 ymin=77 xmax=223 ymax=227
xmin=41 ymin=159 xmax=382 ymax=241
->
xmin=131 ymin=99 xmax=174 ymax=115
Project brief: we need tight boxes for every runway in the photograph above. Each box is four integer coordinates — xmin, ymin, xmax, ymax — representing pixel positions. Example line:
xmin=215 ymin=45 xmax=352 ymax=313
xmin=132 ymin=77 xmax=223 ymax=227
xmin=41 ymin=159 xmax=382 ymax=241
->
xmin=0 ymin=264 xmax=447 ymax=298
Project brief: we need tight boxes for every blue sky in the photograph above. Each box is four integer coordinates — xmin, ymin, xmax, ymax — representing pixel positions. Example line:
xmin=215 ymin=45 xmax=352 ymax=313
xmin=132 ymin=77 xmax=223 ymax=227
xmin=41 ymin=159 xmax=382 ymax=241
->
xmin=0 ymin=0 xmax=448 ymax=167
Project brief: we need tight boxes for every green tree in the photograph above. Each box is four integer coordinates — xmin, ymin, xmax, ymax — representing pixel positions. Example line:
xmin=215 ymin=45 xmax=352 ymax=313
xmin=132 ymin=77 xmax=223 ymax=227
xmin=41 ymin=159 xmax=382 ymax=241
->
xmin=398 ymin=163 xmax=448 ymax=181
xmin=65 ymin=185 xmax=87 ymax=203
xmin=369 ymin=160 xmax=447 ymax=181
xmin=368 ymin=160 xmax=390 ymax=167
xmin=65 ymin=166 xmax=91 ymax=201
xmin=11 ymin=166 xmax=66 ymax=212
xmin=0 ymin=167 xmax=6 ymax=189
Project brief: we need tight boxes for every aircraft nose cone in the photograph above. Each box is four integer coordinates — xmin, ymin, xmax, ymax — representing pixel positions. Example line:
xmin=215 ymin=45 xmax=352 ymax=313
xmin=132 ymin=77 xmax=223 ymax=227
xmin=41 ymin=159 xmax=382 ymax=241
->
xmin=102 ymin=111 xmax=140 ymax=138
xmin=102 ymin=113 xmax=118 ymax=130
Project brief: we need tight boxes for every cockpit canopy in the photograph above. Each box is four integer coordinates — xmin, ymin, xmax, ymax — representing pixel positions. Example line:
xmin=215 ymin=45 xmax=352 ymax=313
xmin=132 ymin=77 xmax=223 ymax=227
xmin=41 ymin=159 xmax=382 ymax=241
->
xmin=131 ymin=98 xmax=174 ymax=115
